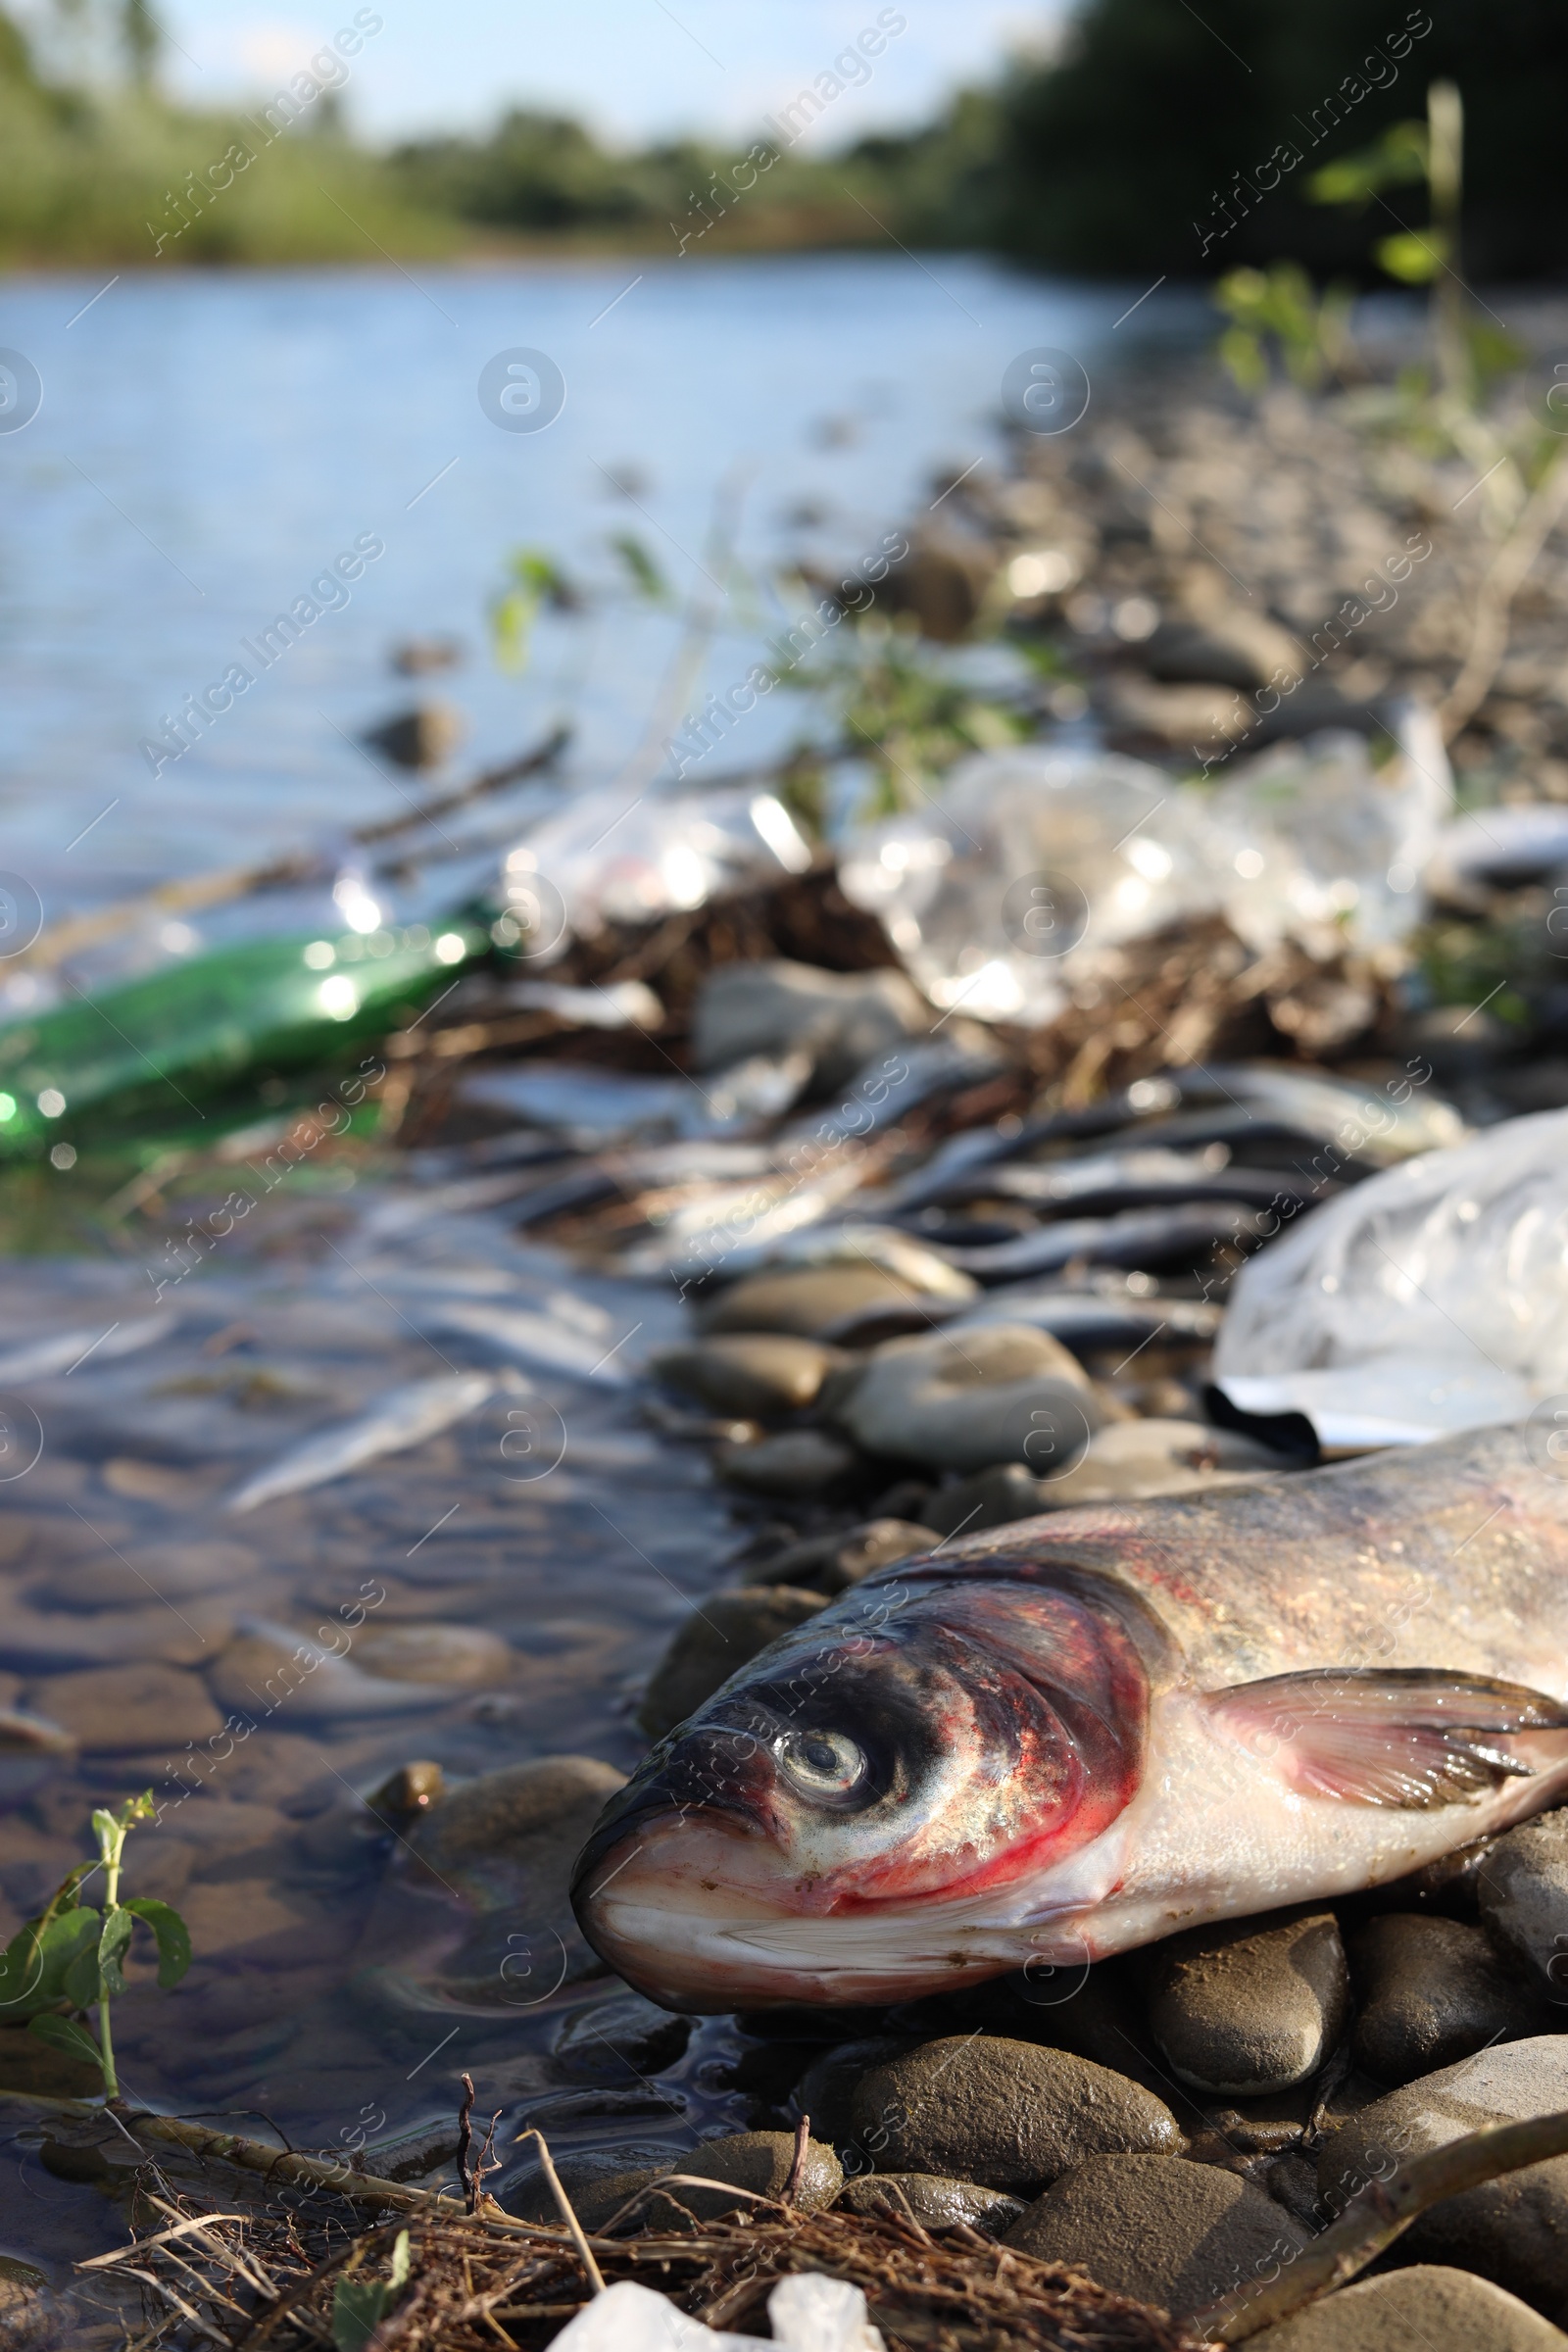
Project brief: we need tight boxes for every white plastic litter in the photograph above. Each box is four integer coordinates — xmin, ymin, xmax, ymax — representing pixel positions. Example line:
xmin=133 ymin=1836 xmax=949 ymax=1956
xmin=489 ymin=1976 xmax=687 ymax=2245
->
xmin=547 ymin=2274 xmax=885 ymax=2350
xmin=1212 ymin=1106 xmax=1568 ymax=1447
xmin=838 ymin=711 xmax=1450 ymax=1024
xmin=1204 ymin=706 xmax=1451 ymax=956
xmin=502 ymin=786 xmax=811 ymax=949
xmin=839 ymin=746 xmax=1213 ymax=1025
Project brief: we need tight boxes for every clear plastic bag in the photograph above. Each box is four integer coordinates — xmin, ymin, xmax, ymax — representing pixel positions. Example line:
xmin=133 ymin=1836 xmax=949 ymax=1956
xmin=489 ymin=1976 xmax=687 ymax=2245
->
xmin=501 ymin=786 xmax=811 ymax=952
xmin=838 ymin=747 xmax=1217 ymax=1024
xmin=1212 ymin=1105 xmax=1568 ymax=1446
xmin=1204 ymin=705 xmax=1450 ymax=956
xmin=836 ymin=710 xmax=1450 ymax=1025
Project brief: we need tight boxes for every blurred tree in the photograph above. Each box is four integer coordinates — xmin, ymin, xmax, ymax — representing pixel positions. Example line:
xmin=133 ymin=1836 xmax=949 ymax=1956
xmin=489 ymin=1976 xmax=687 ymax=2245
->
xmin=978 ymin=0 xmax=1568 ymax=280
xmin=121 ymin=0 xmax=158 ymax=89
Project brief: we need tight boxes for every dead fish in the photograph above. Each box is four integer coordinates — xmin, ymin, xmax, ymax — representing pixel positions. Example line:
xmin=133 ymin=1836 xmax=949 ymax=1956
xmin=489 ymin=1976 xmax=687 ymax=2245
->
xmin=214 ymin=1621 xmax=452 ymax=1719
xmin=1426 ymin=805 xmax=1568 ymax=910
xmin=572 ymin=1424 xmax=1568 ymax=2010
xmin=948 ymin=1282 xmax=1223 ymax=1356
xmin=932 ymin=1202 xmax=1273 ymax=1282
xmin=906 ymin=1149 xmax=1330 ymax=1220
xmin=616 ymin=1147 xmax=890 ymax=1280
xmin=0 ymin=1311 xmax=176 ymax=1383
xmin=0 ymin=1708 xmax=75 ymax=1807
xmin=422 ymin=1298 xmax=632 ymax=1386
xmin=788 ymin=1038 xmax=1003 ymax=1149
xmin=226 ymin=1370 xmax=496 ymax=1511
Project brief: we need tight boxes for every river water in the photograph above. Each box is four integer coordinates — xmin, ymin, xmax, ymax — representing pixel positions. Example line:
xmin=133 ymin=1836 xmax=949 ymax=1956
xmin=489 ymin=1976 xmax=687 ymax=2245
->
xmin=0 ymin=254 xmax=1206 ymax=2287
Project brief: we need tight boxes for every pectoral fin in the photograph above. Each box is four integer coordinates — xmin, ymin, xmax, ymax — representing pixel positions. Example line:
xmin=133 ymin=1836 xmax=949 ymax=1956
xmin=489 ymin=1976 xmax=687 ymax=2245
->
xmin=1208 ymin=1667 xmax=1568 ymax=1808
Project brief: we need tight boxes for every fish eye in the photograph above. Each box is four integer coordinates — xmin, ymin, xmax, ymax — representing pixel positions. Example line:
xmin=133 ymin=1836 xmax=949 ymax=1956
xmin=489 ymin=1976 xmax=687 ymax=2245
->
xmin=775 ymin=1727 xmax=866 ymax=1801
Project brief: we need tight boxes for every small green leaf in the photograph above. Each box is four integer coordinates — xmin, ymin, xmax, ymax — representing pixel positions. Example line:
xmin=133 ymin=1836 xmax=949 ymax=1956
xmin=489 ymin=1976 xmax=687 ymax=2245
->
xmin=26 ymin=2014 xmax=105 ymax=2080
xmin=1376 ymin=229 xmax=1446 ymax=284
xmin=610 ymin=531 xmax=670 ymax=605
xmin=0 ymin=1909 xmax=99 ymax=2023
xmin=330 ymin=2230 xmax=411 ymax=2351
xmin=123 ymin=1898 xmax=192 ymax=1989
xmin=98 ymin=1906 xmax=134 ymax=1997
xmin=63 ymin=1940 xmax=101 ymax=2010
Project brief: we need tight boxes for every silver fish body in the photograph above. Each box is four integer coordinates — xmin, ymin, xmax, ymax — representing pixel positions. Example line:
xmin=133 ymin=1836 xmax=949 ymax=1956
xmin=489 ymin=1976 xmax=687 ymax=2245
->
xmin=572 ymin=1425 xmax=1568 ymax=2010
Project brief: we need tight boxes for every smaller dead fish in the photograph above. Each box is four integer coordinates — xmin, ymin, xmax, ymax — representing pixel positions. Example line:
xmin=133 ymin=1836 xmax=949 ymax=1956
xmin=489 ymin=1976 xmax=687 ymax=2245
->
xmin=0 ymin=1312 xmax=176 ymax=1384
xmin=1426 ymin=806 xmax=1568 ymax=909
xmin=0 ymin=1708 xmax=75 ymax=1807
xmin=906 ymin=1149 xmax=1329 ymax=1221
xmin=213 ymin=1621 xmax=451 ymax=1719
xmin=788 ymin=1038 xmax=1004 ymax=1149
xmin=617 ymin=1147 xmax=888 ymax=1280
xmin=949 ymin=1283 xmax=1223 ymax=1357
xmin=423 ymin=1298 xmax=633 ymax=1386
xmin=933 ymin=1203 xmax=1275 ymax=1283
xmin=226 ymin=1371 xmax=496 ymax=1511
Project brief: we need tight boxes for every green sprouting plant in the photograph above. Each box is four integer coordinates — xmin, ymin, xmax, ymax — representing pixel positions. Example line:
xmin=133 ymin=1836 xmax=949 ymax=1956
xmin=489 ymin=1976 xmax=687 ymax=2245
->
xmin=774 ymin=614 xmax=1033 ymax=821
xmin=331 ymin=2230 xmax=411 ymax=2352
xmin=1214 ymin=261 xmax=1357 ymax=395
xmin=0 ymin=1791 xmax=190 ymax=2098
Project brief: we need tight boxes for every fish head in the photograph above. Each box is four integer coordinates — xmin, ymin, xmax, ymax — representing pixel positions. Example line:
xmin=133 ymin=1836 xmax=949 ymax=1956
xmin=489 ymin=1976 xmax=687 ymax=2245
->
xmin=571 ymin=1563 xmax=1155 ymax=2009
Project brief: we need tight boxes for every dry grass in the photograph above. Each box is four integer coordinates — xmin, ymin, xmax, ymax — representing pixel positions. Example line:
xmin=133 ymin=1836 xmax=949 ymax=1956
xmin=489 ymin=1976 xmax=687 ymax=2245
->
xmin=76 ymin=2166 xmax=1204 ymax=2352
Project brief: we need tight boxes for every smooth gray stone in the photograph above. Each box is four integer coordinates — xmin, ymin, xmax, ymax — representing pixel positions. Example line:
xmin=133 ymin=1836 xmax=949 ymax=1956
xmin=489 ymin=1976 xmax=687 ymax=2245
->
xmin=638 ymin=1587 xmax=826 ymax=1739
xmin=847 ymin=2034 xmax=1180 ymax=2194
xmin=1350 ymin=1913 xmax=1543 ymax=2083
xmin=1317 ymin=2038 xmax=1568 ymax=2316
xmin=1248 ymin=2266 xmax=1568 ymax=2350
xmin=1005 ymin=2152 xmax=1310 ymax=2319
xmin=1146 ymin=1910 xmax=1350 ymax=2094
xmin=843 ymin=1324 xmax=1098 ymax=1475
xmin=1478 ymin=1806 xmax=1568 ymax=2001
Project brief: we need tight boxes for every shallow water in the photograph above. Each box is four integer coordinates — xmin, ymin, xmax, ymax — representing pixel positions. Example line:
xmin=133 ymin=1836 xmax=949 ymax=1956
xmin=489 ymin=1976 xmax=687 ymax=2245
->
xmin=0 ymin=1172 xmax=759 ymax=2277
xmin=0 ymin=254 xmax=1206 ymax=937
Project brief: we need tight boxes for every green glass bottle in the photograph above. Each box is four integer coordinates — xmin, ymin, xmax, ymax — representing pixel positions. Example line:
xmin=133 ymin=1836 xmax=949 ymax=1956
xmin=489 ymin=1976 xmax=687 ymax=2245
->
xmin=0 ymin=916 xmax=488 ymax=1157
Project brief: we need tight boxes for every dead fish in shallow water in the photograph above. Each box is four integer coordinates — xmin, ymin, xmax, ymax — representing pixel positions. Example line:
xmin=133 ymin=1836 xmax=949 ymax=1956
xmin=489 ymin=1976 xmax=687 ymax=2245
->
xmin=0 ymin=1709 xmax=75 ymax=1806
xmin=572 ymin=1424 xmax=1568 ymax=2010
xmin=226 ymin=1371 xmax=496 ymax=1511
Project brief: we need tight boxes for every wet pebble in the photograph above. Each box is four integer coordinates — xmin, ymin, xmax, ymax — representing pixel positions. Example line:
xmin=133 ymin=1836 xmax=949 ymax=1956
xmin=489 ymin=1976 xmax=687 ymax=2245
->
xmin=697 ymin=1263 xmax=962 ymax=1342
xmin=352 ymin=1623 xmax=511 ymax=1686
xmin=795 ymin=2036 xmax=910 ymax=2146
xmin=1317 ymin=2037 xmax=1568 ymax=2316
xmin=367 ymin=1760 xmax=446 ymax=1821
xmin=639 ymin=1586 xmax=826 ymax=1738
xmin=505 ymin=2143 xmax=690 ymax=2231
xmin=1032 ymin=1417 xmax=1280 ymax=1507
xmin=750 ymin=1518 xmax=939 ymax=1594
xmin=1247 ymin=2266 xmax=1568 ymax=2350
xmin=715 ymin=1429 xmax=862 ymax=1499
xmin=650 ymin=1333 xmax=847 ymax=1416
xmin=551 ymin=1990 xmax=693 ymax=2082
xmin=839 ymin=2173 xmax=1024 ymax=2236
xmin=2 ymin=1598 xmax=234 ymax=1671
xmin=1478 ymin=1806 xmax=1568 ymax=1999
xmin=209 ymin=1627 xmax=452 ymax=1719
xmin=46 ymin=1542 xmax=260 ymax=1608
xmin=1145 ymin=1910 xmax=1350 ymax=2094
xmin=922 ymin=1462 xmax=1043 ymax=1538
xmin=847 ymin=2035 xmax=1181 ymax=2194
xmin=1350 ymin=1914 xmax=1543 ymax=2083
xmin=1004 ymin=2152 xmax=1310 ymax=2320
xmin=30 ymin=1661 xmax=222 ymax=1752
xmin=842 ymin=1324 xmax=1100 ymax=1475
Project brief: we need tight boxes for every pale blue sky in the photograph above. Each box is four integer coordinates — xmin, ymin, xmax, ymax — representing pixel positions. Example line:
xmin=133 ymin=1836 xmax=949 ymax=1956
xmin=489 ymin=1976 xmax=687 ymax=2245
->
xmin=82 ymin=0 xmax=1064 ymax=145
